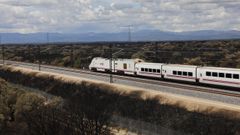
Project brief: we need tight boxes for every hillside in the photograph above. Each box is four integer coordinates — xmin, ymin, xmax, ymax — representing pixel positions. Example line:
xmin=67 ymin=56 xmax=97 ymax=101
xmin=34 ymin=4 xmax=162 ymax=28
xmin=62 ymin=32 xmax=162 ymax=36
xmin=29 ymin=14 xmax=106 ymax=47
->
xmin=0 ymin=30 xmax=240 ymax=43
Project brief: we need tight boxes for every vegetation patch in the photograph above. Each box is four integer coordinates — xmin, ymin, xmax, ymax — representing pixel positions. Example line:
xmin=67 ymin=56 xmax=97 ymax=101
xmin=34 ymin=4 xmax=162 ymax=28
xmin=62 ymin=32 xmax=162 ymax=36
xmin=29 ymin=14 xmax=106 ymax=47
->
xmin=0 ymin=77 xmax=63 ymax=135
xmin=0 ymin=77 xmax=114 ymax=135
xmin=0 ymin=65 xmax=240 ymax=135
xmin=1 ymin=40 xmax=240 ymax=69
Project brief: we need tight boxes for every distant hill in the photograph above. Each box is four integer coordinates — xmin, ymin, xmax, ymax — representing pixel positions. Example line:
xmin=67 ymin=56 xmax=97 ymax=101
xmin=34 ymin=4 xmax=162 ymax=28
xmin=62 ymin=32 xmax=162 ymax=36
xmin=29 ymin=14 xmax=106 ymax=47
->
xmin=0 ymin=30 xmax=240 ymax=44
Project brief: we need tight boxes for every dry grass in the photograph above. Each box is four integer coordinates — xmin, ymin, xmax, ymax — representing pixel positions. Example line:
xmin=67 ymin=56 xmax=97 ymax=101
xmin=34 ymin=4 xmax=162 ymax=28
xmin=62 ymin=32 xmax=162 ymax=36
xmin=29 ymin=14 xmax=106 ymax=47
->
xmin=112 ymin=128 xmax=137 ymax=135
xmin=1 ymin=65 xmax=240 ymax=119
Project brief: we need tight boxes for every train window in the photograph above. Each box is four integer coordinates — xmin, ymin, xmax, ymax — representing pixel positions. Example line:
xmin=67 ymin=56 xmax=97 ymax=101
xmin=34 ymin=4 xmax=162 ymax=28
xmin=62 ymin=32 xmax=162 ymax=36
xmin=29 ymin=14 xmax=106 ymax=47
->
xmin=206 ymin=72 xmax=211 ymax=76
xmin=157 ymin=69 xmax=161 ymax=73
xmin=233 ymin=74 xmax=239 ymax=79
xmin=149 ymin=69 xmax=153 ymax=72
xmin=177 ymin=71 xmax=182 ymax=75
xmin=226 ymin=73 xmax=232 ymax=78
xmin=219 ymin=73 xmax=224 ymax=78
xmin=183 ymin=72 xmax=187 ymax=76
xmin=123 ymin=63 xmax=127 ymax=69
xmin=144 ymin=68 xmax=148 ymax=72
xmin=188 ymin=72 xmax=193 ymax=76
xmin=153 ymin=69 xmax=156 ymax=73
xmin=173 ymin=71 xmax=177 ymax=75
xmin=141 ymin=68 xmax=144 ymax=71
xmin=212 ymin=72 xmax=218 ymax=77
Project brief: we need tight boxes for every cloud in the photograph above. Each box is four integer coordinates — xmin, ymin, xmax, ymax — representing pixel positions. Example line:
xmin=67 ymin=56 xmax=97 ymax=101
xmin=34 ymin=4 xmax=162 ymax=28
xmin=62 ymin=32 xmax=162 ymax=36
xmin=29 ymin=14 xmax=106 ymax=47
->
xmin=0 ymin=0 xmax=239 ymax=33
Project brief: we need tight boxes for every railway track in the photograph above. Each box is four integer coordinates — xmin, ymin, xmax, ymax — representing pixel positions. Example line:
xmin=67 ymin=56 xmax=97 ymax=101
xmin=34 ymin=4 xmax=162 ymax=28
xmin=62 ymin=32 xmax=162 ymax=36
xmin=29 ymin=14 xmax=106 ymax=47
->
xmin=2 ymin=60 xmax=240 ymax=99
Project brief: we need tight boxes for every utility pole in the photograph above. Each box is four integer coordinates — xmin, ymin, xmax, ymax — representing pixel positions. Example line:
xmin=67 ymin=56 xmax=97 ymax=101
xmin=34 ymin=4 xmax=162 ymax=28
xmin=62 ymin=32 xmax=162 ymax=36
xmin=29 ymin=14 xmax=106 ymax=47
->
xmin=2 ymin=45 xmax=4 ymax=65
xmin=47 ymin=32 xmax=49 ymax=44
xmin=37 ymin=32 xmax=48 ymax=71
xmin=28 ymin=45 xmax=31 ymax=62
xmin=0 ymin=35 xmax=4 ymax=64
xmin=38 ymin=32 xmax=49 ymax=71
xmin=120 ymin=25 xmax=133 ymax=42
xmin=128 ymin=25 xmax=132 ymax=42
xmin=70 ymin=45 xmax=74 ymax=68
xmin=155 ymin=43 xmax=158 ymax=62
xmin=38 ymin=45 xmax=41 ymax=71
xmin=109 ymin=44 xmax=113 ymax=83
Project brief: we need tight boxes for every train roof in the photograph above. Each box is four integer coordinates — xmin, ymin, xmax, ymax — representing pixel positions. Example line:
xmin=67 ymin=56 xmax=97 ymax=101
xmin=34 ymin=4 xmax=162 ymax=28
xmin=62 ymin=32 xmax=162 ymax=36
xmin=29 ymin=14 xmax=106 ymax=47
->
xmin=137 ymin=62 xmax=165 ymax=66
xmin=93 ymin=57 xmax=108 ymax=60
xmin=163 ymin=64 xmax=198 ymax=68
xmin=114 ymin=58 xmax=143 ymax=61
xmin=93 ymin=57 xmax=143 ymax=62
xmin=93 ymin=57 xmax=133 ymax=60
xmin=199 ymin=66 xmax=240 ymax=71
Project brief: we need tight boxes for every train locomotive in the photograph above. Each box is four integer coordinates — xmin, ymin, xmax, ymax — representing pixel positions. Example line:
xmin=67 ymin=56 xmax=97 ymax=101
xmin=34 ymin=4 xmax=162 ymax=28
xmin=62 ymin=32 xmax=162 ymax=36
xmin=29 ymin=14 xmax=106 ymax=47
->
xmin=89 ymin=57 xmax=240 ymax=88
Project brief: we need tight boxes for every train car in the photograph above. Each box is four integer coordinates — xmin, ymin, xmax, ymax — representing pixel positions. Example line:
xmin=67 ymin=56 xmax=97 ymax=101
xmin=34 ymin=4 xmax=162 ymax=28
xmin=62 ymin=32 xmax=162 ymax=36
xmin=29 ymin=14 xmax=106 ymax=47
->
xmin=89 ymin=57 xmax=110 ymax=72
xmin=113 ymin=58 xmax=142 ymax=75
xmin=198 ymin=67 xmax=240 ymax=88
xmin=89 ymin=57 xmax=143 ymax=75
xmin=135 ymin=62 xmax=164 ymax=78
xmin=162 ymin=64 xmax=198 ymax=82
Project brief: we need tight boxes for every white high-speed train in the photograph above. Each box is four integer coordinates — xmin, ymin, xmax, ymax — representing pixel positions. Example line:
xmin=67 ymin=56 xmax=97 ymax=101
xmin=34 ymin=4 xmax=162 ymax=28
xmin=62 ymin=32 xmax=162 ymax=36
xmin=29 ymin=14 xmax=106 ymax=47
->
xmin=89 ymin=57 xmax=240 ymax=88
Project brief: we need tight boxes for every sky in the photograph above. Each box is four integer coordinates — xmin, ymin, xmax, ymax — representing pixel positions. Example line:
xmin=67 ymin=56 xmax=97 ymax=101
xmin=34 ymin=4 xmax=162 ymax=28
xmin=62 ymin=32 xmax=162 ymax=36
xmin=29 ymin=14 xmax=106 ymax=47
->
xmin=0 ymin=0 xmax=239 ymax=33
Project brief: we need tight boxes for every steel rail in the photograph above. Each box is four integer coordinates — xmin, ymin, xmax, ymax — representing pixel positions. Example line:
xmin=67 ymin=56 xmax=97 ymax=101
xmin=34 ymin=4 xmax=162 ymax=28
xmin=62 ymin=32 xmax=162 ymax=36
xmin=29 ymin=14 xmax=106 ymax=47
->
xmin=3 ymin=60 xmax=240 ymax=98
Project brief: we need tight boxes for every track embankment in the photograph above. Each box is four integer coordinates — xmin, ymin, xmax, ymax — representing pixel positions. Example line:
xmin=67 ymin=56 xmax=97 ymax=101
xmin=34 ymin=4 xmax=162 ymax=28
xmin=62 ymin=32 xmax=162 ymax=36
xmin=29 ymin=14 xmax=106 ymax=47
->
xmin=0 ymin=65 xmax=240 ymax=135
